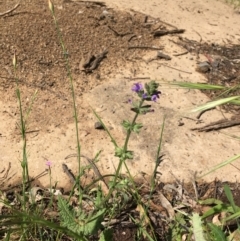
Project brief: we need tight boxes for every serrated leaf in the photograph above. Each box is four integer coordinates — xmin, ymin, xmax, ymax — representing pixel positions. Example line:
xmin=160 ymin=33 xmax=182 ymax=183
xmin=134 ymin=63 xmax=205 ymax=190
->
xmin=58 ymin=196 xmax=81 ymax=234
xmin=192 ymin=213 xmax=206 ymax=241
xmin=132 ymin=123 xmax=143 ymax=133
xmin=78 ymin=209 xmax=105 ymax=236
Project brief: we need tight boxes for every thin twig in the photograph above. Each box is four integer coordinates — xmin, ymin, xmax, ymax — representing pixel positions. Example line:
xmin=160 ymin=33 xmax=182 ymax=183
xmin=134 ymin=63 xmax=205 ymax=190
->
xmin=0 ymin=2 xmax=20 ymax=16
xmin=196 ymin=107 xmax=216 ymax=119
xmin=191 ymin=118 xmax=240 ymax=132
xmin=70 ymin=0 xmax=106 ymax=6
xmin=128 ymin=46 xmax=164 ymax=50
xmin=194 ymin=30 xmax=202 ymax=43
xmin=173 ymin=51 xmax=189 ymax=57
xmin=158 ymin=64 xmax=192 ymax=74
xmin=124 ymin=76 xmax=150 ymax=80
xmin=0 ymin=162 xmax=11 ymax=180
xmin=108 ymin=25 xmax=132 ymax=37
xmin=65 ymin=154 xmax=109 ymax=189
xmin=153 ymin=29 xmax=185 ymax=37
xmin=128 ymin=34 xmax=137 ymax=42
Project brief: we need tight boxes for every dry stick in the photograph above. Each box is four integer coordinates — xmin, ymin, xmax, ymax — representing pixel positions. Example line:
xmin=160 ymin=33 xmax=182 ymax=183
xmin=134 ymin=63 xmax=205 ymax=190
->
xmin=191 ymin=118 xmax=240 ymax=132
xmin=87 ymin=49 xmax=108 ymax=71
xmin=65 ymin=154 xmax=109 ymax=189
xmin=71 ymin=0 xmax=106 ymax=6
xmin=194 ymin=30 xmax=202 ymax=43
xmin=128 ymin=46 xmax=164 ymax=50
xmin=158 ymin=64 xmax=192 ymax=74
xmin=196 ymin=107 xmax=216 ymax=119
xmin=108 ymin=25 xmax=132 ymax=37
xmin=124 ymin=76 xmax=150 ymax=80
xmin=173 ymin=51 xmax=189 ymax=57
xmin=153 ymin=29 xmax=185 ymax=37
xmin=128 ymin=34 xmax=137 ymax=42
xmin=0 ymin=162 xmax=11 ymax=179
xmin=0 ymin=2 xmax=20 ymax=16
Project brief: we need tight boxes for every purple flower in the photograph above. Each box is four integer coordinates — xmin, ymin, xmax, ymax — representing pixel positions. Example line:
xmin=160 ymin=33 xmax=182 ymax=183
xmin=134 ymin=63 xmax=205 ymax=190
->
xmin=46 ymin=160 xmax=52 ymax=167
xmin=131 ymin=83 xmax=143 ymax=93
xmin=142 ymin=93 xmax=148 ymax=99
xmin=151 ymin=91 xmax=161 ymax=102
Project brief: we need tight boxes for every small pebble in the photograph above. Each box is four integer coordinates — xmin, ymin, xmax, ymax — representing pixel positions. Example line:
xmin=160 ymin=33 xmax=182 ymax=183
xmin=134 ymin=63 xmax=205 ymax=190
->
xmin=196 ymin=61 xmax=211 ymax=73
xmin=94 ymin=122 xmax=104 ymax=130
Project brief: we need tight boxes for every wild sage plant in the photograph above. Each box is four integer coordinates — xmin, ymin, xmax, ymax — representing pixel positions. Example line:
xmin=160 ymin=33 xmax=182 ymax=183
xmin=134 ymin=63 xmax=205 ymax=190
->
xmin=95 ymin=81 xmax=162 ymax=202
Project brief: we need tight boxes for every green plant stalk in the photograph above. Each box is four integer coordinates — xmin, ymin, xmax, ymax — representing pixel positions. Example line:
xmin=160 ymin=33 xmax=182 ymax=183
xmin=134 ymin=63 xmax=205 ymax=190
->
xmin=102 ymin=98 xmax=144 ymax=203
xmin=49 ymin=7 xmax=82 ymax=201
xmin=48 ymin=167 xmax=54 ymax=208
xmin=123 ymin=162 xmax=158 ymax=241
xmin=13 ymin=60 xmax=29 ymax=227
xmin=150 ymin=116 xmax=165 ymax=192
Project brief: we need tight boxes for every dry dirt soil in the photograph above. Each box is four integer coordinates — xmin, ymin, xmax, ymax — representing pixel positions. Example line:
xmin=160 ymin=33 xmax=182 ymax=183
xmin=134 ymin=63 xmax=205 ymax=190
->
xmin=1 ymin=0 xmax=240 ymax=192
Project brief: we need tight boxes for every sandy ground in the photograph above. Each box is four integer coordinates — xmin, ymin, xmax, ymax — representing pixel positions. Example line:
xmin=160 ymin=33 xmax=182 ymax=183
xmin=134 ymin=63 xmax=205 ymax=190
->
xmin=1 ymin=0 xmax=240 ymax=190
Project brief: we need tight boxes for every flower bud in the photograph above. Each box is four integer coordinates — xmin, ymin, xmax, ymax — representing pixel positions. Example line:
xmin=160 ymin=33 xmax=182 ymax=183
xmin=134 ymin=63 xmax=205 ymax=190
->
xmin=13 ymin=52 xmax=17 ymax=68
xmin=48 ymin=0 xmax=54 ymax=14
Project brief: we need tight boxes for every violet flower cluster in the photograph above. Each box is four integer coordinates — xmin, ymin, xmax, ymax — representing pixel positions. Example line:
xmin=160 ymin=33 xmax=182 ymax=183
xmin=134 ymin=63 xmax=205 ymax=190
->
xmin=131 ymin=81 xmax=161 ymax=102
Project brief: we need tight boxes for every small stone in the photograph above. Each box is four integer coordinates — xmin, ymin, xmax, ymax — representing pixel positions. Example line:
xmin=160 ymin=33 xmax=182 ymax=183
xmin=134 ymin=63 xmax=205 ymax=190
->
xmin=196 ymin=61 xmax=211 ymax=73
xmin=94 ymin=122 xmax=104 ymax=130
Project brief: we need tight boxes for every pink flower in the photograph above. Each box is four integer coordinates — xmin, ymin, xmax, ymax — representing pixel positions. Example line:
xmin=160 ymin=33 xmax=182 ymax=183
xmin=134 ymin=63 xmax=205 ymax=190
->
xmin=46 ymin=160 xmax=52 ymax=167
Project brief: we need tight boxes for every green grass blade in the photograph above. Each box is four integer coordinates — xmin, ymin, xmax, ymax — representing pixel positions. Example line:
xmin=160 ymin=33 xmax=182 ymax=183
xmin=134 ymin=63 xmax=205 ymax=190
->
xmin=230 ymin=99 xmax=240 ymax=105
xmin=191 ymin=96 xmax=240 ymax=113
xmin=201 ymin=203 xmax=233 ymax=219
xmin=208 ymin=223 xmax=227 ymax=241
xmin=224 ymin=211 xmax=240 ymax=222
xmin=25 ymin=89 xmax=38 ymax=121
xmin=223 ymin=184 xmax=240 ymax=228
xmin=169 ymin=82 xmax=226 ymax=90
xmin=198 ymin=153 xmax=240 ymax=179
xmin=92 ymin=107 xmax=118 ymax=148
xmin=151 ymin=115 xmax=165 ymax=189
xmin=224 ymin=184 xmax=238 ymax=212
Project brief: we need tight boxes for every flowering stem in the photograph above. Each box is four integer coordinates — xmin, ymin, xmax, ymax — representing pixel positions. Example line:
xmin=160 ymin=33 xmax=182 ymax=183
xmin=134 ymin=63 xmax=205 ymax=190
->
xmin=123 ymin=98 xmax=144 ymax=151
xmin=49 ymin=4 xmax=82 ymax=202
xmin=102 ymin=99 xmax=145 ymax=204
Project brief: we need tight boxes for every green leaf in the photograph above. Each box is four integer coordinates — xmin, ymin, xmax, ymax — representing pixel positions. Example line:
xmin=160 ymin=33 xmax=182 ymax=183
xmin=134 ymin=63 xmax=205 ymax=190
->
xmin=224 ymin=211 xmax=240 ymax=222
xmin=132 ymin=123 xmax=143 ymax=133
xmin=115 ymin=147 xmax=124 ymax=158
xmin=125 ymin=150 xmax=134 ymax=159
xmin=191 ymin=213 xmax=206 ymax=241
xmin=223 ymin=184 xmax=240 ymax=213
xmin=208 ymin=223 xmax=227 ymax=241
xmin=79 ymin=209 xmax=105 ymax=236
xmin=121 ymin=120 xmax=131 ymax=131
xmin=99 ymin=229 xmax=113 ymax=241
xmin=58 ymin=196 xmax=81 ymax=234
xmin=198 ymin=198 xmax=223 ymax=205
xmin=145 ymin=80 xmax=159 ymax=95
xmin=202 ymin=203 xmax=233 ymax=219
xmin=114 ymin=147 xmax=133 ymax=159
